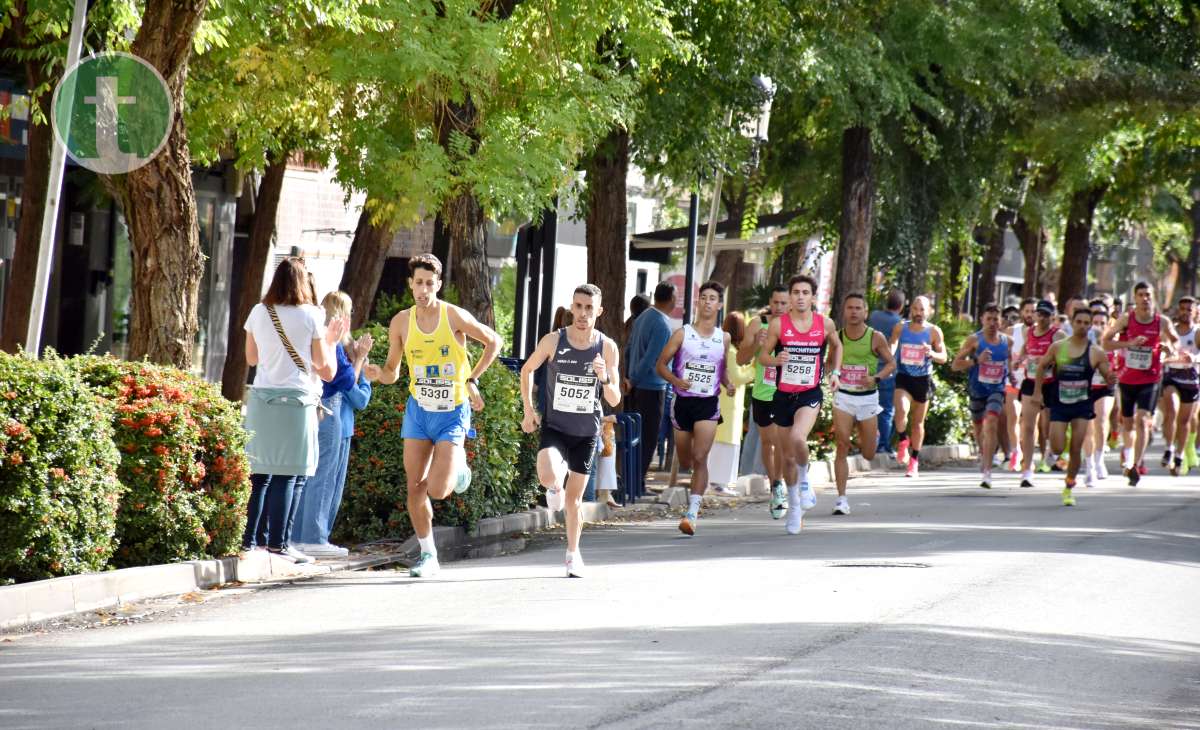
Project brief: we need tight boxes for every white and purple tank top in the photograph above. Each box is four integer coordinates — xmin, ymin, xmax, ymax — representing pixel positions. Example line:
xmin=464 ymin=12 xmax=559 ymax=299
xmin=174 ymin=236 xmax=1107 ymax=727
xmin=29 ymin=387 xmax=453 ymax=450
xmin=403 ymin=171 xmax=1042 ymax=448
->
xmin=672 ymin=324 xmax=725 ymax=398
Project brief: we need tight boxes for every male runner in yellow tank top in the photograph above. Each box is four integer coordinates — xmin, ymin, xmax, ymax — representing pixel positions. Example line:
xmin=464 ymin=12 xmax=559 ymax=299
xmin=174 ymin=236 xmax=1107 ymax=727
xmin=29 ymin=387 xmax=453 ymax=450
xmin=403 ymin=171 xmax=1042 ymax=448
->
xmin=365 ymin=254 xmax=503 ymax=577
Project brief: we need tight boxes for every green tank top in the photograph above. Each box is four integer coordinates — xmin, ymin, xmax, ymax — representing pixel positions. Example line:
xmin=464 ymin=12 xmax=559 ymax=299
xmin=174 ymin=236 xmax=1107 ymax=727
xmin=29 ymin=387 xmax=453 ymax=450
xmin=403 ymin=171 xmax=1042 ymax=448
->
xmin=839 ymin=326 xmax=878 ymax=393
xmin=752 ymin=358 xmax=777 ymax=402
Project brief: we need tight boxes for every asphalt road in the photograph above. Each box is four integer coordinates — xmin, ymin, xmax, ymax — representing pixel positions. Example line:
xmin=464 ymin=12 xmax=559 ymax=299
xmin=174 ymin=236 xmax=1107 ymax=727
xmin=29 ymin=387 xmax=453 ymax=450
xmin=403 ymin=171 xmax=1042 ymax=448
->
xmin=2 ymin=461 xmax=1197 ymax=729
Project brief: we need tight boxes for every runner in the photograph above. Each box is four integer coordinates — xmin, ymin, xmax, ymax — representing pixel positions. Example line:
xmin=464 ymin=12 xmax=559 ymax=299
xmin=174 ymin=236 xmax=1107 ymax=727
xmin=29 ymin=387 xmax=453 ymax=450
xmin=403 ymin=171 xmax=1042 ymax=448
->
xmin=737 ymin=285 xmax=792 ymax=519
xmin=952 ymin=303 xmax=1015 ymax=489
xmin=1086 ymin=304 xmax=1117 ymax=484
xmin=365 ymin=254 xmax=502 ymax=578
xmin=656 ymin=281 xmax=733 ymax=536
xmin=1033 ymin=307 xmax=1116 ymax=506
xmin=1159 ymin=296 xmax=1199 ymax=476
xmin=759 ymin=274 xmax=842 ymax=535
xmin=832 ymin=293 xmax=895 ymax=513
xmin=519 ymin=284 xmax=620 ymax=577
xmin=1004 ymin=298 xmax=1037 ymax=471
xmin=1102 ymin=281 xmax=1179 ymax=485
xmin=1015 ymin=300 xmax=1066 ymax=487
xmin=889 ymin=296 xmax=948 ymax=478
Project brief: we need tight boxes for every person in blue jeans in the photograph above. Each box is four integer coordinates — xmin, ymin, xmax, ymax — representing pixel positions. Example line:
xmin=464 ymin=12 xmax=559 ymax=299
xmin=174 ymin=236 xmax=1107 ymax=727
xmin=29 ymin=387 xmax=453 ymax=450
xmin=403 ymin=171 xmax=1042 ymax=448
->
xmin=292 ymin=292 xmax=374 ymax=558
xmin=867 ymin=289 xmax=905 ymax=456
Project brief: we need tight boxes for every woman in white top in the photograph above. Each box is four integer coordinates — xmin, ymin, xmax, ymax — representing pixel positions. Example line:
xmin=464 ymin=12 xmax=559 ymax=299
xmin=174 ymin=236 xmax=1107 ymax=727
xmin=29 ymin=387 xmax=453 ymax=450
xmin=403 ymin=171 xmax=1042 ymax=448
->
xmin=241 ymin=257 xmax=347 ymax=562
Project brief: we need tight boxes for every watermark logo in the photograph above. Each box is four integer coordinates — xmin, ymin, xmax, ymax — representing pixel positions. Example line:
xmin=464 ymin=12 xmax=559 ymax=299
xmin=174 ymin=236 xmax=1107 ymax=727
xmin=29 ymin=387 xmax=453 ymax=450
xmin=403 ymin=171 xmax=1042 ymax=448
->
xmin=51 ymin=52 xmax=173 ymax=175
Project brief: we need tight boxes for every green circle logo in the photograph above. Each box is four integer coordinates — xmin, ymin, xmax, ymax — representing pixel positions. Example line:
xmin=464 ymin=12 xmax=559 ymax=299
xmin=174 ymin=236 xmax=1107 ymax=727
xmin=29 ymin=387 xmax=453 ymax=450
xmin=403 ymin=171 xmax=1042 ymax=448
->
xmin=51 ymin=52 xmax=173 ymax=175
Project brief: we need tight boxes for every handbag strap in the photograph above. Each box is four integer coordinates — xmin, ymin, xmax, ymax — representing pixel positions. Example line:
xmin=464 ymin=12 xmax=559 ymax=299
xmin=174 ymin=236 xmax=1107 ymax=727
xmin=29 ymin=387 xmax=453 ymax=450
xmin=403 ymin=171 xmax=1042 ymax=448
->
xmin=266 ymin=304 xmax=308 ymax=375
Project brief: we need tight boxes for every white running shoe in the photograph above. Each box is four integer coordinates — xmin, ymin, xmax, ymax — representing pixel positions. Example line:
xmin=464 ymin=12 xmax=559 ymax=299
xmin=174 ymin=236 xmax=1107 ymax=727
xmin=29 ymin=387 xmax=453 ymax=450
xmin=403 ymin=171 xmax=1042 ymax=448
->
xmin=270 ymin=545 xmax=314 ymax=564
xmin=566 ymin=552 xmax=585 ymax=578
xmin=1097 ymin=456 xmax=1109 ymax=480
xmin=769 ymin=481 xmax=788 ymax=520
xmin=1084 ymin=468 xmax=1097 ymax=488
xmin=545 ymin=485 xmax=565 ymax=512
xmin=980 ymin=473 xmax=992 ymax=489
xmin=410 ymin=551 xmax=440 ymax=578
xmin=294 ymin=542 xmax=349 ymax=558
xmin=832 ymin=496 xmax=850 ymax=515
xmin=785 ymin=502 xmax=804 ymax=535
xmin=799 ymin=482 xmax=817 ymax=510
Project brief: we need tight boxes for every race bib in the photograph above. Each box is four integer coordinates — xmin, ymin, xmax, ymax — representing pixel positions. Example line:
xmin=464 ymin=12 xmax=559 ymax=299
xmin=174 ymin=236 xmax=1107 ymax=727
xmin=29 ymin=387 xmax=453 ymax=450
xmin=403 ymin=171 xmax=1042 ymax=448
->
xmin=1058 ymin=379 xmax=1089 ymax=405
xmin=1025 ymin=355 xmax=1041 ymax=375
xmin=900 ymin=343 xmax=926 ymax=367
xmin=781 ymin=354 xmax=818 ymax=388
xmin=978 ymin=361 xmax=1005 ymax=385
xmin=414 ymin=378 xmax=455 ymax=412
xmin=553 ymin=374 xmax=597 ymax=414
xmin=682 ymin=360 xmax=717 ymax=397
xmin=840 ymin=364 xmax=869 ymax=390
xmin=763 ymin=365 xmax=777 ymax=387
xmin=1126 ymin=347 xmax=1153 ymax=370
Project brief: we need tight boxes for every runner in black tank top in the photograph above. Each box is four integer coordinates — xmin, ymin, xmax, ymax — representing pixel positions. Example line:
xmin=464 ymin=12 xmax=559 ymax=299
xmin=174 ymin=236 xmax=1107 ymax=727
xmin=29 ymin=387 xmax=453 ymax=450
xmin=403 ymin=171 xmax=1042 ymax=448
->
xmin=520 ymin=284 xmax=621 ymax=578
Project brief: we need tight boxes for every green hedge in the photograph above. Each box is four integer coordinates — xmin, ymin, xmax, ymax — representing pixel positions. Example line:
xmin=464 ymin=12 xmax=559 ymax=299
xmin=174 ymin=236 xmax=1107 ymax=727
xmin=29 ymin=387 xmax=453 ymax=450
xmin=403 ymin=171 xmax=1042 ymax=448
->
xmin=334 ymin=325 xmax=539 ymax=544
xmin=0 ymin=354 xmax=122 ymax=583
xmin=74 ymin=357 xmax=251 ymax=567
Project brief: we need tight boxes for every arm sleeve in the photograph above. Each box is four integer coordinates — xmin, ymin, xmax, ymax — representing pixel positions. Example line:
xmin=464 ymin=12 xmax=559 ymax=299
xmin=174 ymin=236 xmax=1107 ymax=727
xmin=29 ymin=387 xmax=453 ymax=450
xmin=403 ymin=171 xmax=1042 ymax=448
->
xmin=345 ymin=378 xmax=372 ymax=411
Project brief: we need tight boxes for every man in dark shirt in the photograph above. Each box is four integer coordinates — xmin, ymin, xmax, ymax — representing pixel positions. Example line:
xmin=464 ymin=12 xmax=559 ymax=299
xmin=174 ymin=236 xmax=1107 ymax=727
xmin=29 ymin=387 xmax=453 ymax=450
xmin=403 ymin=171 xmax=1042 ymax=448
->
xmin=623 ymin=282 xmax=677 ymax=479
xmin=867 ymin=289 xmax=905 ymax=456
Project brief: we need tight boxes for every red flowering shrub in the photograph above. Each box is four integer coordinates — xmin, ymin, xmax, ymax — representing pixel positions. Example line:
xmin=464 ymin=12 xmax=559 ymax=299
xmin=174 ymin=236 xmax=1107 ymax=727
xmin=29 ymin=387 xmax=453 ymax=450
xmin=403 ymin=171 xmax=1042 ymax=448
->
xmin=0 ymin=353 xmax=122 ymax=583
xmin=73 ymin=357 xmax=250 ymax=567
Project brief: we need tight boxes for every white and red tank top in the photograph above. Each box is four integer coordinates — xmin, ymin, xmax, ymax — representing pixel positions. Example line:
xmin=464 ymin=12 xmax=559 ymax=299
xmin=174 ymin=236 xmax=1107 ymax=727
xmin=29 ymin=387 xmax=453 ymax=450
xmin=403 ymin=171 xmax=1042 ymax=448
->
xmin=1119 ymin=313 xmax=1162 ymax=385
xmin=777 ymin=312 xmax=826 ymax=394
xmin=1023 ymin=325 xmax=1059 ymax=383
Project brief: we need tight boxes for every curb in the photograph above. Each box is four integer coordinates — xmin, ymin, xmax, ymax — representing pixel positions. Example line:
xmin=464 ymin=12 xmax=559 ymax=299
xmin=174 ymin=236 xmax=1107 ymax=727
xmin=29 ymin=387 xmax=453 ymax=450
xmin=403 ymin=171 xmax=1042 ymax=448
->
xmin=0 ymin=549 xmax=402 ymax=631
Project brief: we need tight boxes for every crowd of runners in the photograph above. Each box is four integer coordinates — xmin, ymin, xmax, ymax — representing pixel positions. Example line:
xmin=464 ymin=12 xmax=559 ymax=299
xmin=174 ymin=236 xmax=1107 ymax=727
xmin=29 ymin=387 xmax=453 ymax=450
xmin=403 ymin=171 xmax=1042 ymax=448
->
xmin=354 ymin=254 xmax=1198 ymax=579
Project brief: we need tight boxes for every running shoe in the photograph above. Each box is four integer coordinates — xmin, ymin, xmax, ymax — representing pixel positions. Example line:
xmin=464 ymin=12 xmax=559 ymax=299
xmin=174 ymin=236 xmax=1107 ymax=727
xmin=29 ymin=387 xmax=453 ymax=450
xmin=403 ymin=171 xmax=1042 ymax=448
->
xmin=678 ymin=511 xmax=697 ymax=536
xmin=1084 ymin=467 xmax=1097 ymax=489
xmin=1036 ymin=460 xmax=1052 ymax=474
xmin=545 ymin=485 xmax=565 ymax=512
xmin=1137 ymin=463 xmax=1148 ymax=477
xmin=769 ymin=481 xmax=788 ymax=520
xmin=454 ymin=462 xmax=473 ymax=494
xmin=897 ymin=438 xmax=911 ymax=466
xmin=1126 ymin=466 xmax=1140 ymax=487
xmin=992 ymin=452 xmax=1004 ymax=469
xmin=1161 ymin=449 xmax=1173 ymax=468
xmin=1061 ymin=486 xmax=1076 ymax=507
xmin=905 ymin=458 xmax=919 ymax=478
xmin=785 ymin=502 xmax=804 ymax=535
xmin=711 ymin=484 xmax=739 ymax=497
xmin=410 ymin=551 xmax=440 ymax=578
xmin=1007 ymin=450 xmax=1021 ymax=472
xmin=1171 ymin=456 xmax=1182 ymax=477
xmin=1097 ymin=456 xmax=1109 ymax=481
xmin=1020 ymin=470 xmax=1035 ymax=488
xmin=270 ymin=545 xmax=314 ymax=564
xmin=566 ymin=552 xmax=585 ymax=578
xmin=980 ymin=473 xmax=992 ymax=489
xmin=832 ymin=496 xmax=850 ymax=515
xmin=799 ymin=481 xmax=817 ymax=510
xmin=1052 ymin=458 xmax=1067 ymax=472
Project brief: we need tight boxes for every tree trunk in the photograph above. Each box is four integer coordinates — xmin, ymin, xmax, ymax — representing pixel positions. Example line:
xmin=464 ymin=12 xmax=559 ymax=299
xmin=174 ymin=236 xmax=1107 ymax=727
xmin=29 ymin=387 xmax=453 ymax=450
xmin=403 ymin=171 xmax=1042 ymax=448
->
xmin=446 ymin=191 xmax=493 ymax=326
xmin=947 ymin=238 xmax=964 ymax=315
xmin=431 ymin=213 xmax=451 ymax=273
xmin=103 ymin=0 xmax=209 ymax=367
xmin=1 ymin=70 xmax=52 ymax=353
xmin=1059 ymin=186 xmax=1106 ymax=302
xmin=220 ymin=154 xmax=286 ymax=401
xmin=973 ymin=208 xmax=1015 ymax=316
xmin=338 ymin=204 xmax=393 ymax=330
xmin=585 ymin=127 xmax=629 ymax=349
xmin=709 ymin=201 xmax=746 ymax=310
xmin=1183 ymin=195 xmax=1200 ymax=298
xmin=832 ymin=126 xmax=874 ymax=323
xmin=1014 ymin=213 xmax=1045 ymax=299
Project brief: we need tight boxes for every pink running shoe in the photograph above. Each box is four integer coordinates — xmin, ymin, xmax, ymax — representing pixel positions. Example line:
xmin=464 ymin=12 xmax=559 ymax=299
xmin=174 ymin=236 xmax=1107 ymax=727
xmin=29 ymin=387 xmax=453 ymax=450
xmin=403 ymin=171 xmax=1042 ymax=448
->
xmin=897 ymin=438 xmax=911 ymax=467
xmin=906 ymin=457 xmax=919 ymax=478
